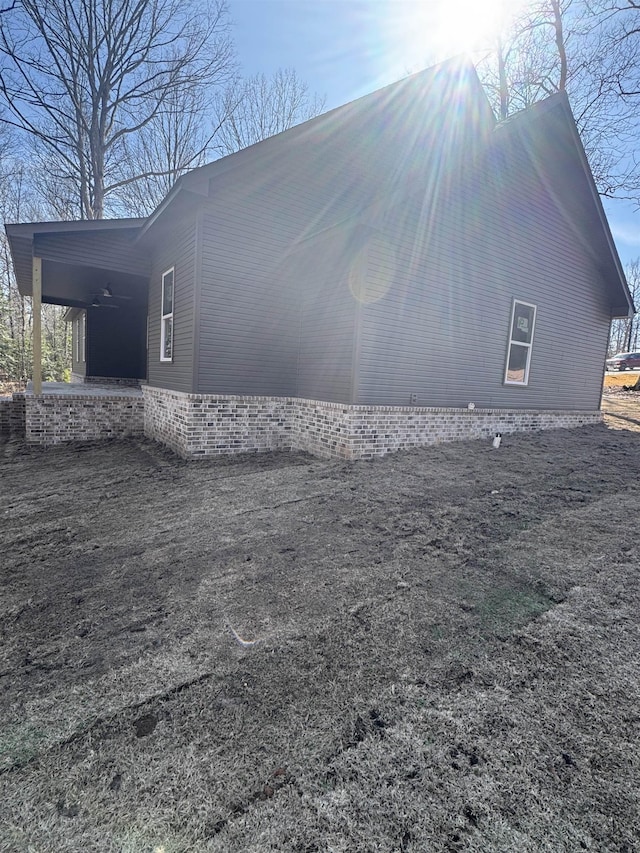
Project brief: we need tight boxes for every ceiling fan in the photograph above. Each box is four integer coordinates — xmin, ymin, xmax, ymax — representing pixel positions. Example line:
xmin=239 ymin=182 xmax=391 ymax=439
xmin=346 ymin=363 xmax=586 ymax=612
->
xmin=100 ymin=284 xmax=133 ymax=300
xmin=90 ymin=296 xmax=119 ymax=309
xmin=88 ymin=282 xmax=135 ymax=308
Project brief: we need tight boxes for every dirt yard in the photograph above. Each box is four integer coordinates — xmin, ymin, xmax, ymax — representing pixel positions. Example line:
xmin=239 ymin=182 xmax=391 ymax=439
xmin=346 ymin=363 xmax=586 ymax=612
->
xmin=1 ymin=394 xmax=640 ymax=852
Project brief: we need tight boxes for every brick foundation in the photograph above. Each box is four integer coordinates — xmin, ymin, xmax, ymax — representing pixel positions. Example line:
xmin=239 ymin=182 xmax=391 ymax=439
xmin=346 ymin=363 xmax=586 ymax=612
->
xmin=0 ymin=394 xmax=26 ymax=439
xmin=24 ymin=389 xmax=144 ymax=445
xmin=0 ymin=397 xmax=11 ymax=437
xmin=142 ymin=386 xmax=293 ymax=457
xmin=11 ymin=394 xmax=26 ymax=438
xmin=71 ymin=373 xmax=141 ymax=387
xmin=142 ymin=387 xmax=602 ymax=460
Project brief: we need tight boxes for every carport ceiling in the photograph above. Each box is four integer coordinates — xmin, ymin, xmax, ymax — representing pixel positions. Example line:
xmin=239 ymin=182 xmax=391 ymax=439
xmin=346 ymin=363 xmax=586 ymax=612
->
xmin=38 ymin=261 xmax=148 ymax=308
xmin=5 ymin=218 xmax=146 ymax=297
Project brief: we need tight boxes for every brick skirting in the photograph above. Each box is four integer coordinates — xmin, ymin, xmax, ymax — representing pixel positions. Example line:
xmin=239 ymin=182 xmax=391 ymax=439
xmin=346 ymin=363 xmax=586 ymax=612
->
xmin=23 ymin=390 xmax=144 ymax=445
xmin=142 ymin=386 xmax=293 ymax=456
xmin=0 ymin=394 xmax=26 ymax=439
xmin=0 ymin=397 xmax=11 ymax=437
xmin=142 ymin=386 xmax=602 ymax=460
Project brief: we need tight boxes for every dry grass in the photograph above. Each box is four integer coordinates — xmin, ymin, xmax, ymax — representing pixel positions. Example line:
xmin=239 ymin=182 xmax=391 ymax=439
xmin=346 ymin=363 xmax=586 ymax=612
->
xmin=603 ymin=371 xmax=638 ymax=389
xmin=602 ymin=375 xmax=640 ymax=433
xmin=1 ymin=420 xmax=640 ymax=851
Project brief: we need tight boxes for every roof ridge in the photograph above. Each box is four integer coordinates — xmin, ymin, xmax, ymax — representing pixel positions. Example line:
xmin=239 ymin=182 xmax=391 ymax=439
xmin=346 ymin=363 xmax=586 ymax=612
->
xmin=140 ymin=56 xmax=492 ymax=238
xmin=493 ymin=91 xmax=568 ymax=132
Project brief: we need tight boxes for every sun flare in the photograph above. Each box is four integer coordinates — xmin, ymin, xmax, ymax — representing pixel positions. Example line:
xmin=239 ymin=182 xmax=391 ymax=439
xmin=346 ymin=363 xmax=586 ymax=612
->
xmin=432 ymin=0 xmax=517 ymax=54
xmin=372 ymin=0 xmax=529 ymax=80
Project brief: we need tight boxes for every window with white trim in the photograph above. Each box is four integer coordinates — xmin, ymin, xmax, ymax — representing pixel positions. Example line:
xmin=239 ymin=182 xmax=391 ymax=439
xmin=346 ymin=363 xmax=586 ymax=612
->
xmin=160 ymin=267 xmax=174 ymax=362
xmin=76 ymin=312 xmax=85 ymax=363
xmin=504 ymin=300 xmax=536 ymax=385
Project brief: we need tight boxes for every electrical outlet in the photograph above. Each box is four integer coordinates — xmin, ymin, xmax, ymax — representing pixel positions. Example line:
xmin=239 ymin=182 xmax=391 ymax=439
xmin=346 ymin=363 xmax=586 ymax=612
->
xmin=410 ymin=393 xmax=418 ymax=405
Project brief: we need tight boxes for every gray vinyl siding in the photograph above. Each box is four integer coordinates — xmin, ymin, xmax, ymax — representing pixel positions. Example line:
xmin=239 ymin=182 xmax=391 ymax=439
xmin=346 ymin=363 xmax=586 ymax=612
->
xmin=153 ymin=62 xmax=495 ymax=401
xmin=355 ymin=130 xmax=611 ymax=411
xmin=296 ymin=228 xmax=361 ymax=403
xmin=147 ymin=215 xmax=197 ymax=393
xmin=194 ymin=132 xmax=382 ymax=399
xmin=196 ymin=204 xmax=301 ymax=396
xmin=196 ymin=207 xmax=363 ymax=402
xmin=142 ymin=76 xmax=620 ymax=410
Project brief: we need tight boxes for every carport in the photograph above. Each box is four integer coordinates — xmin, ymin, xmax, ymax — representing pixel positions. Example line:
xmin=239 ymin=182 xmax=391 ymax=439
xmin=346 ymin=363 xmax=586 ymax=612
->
xmin=5 ymin=218 xmax=149 ymax=391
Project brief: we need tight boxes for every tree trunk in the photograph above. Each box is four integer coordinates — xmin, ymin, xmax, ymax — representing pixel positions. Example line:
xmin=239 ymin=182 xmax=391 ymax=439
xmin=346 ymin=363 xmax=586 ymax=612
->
xmin=497 ymin=36 xmax=509 ymax=119
xmin=551 ymin=0 xmax=568 ymax=91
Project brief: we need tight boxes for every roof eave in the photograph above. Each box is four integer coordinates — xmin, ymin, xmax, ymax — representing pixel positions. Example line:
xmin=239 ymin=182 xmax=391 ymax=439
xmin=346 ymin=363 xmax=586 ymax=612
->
xmin=556 ymin=95 xmax=635 ymax=317
xmin=135 ymin=173 xmax=211 ymax=242
xmin=4 ymin=218 xmax=147 ymax=297
xmin=5 ymin=217 xmax=145 ymax=237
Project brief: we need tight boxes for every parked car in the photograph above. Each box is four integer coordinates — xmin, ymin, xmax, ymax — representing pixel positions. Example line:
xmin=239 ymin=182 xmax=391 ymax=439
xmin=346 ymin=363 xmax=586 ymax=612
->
xmin=606 ymin=352 xmax=640 ymax=371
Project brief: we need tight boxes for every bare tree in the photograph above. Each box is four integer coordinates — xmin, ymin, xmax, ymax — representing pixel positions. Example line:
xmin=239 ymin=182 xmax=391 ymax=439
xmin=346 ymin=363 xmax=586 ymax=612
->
xmin=589 ymin=1 xmax=640 ymax=96
xmin=484 ymin=17 xmax=560 ymax=117
xmin=0 ymin=0 xmax=235 ymax=219
xmin=552 ymin=0 xmax=569 ymax=90
xmin=115 ymin=66 xmax=325 ymax=217
xmin=478 ymin=0 xmax=640 ymax=200
xmin=113 ymin=84 xmax=236 ymax=216
xmin=0 ymin=156 xmax=72 ymax=383
xmin=216 ymin=68 xmax=325 ymax=156
xmin=609 ymin=258 xmax=640 ymax=354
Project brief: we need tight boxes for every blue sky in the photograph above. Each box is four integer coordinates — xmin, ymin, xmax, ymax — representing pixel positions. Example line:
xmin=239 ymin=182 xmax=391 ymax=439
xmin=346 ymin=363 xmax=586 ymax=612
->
xmin=230 ymin=0 xmax=639 ymax=268
xmin=230 ymin=0 xmax=443 ymax=108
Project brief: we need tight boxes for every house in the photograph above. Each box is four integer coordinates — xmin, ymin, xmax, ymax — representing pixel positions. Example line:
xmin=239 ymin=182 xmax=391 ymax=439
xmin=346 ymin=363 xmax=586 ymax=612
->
xmin=3 ymin=58 xmax=633 ymax=459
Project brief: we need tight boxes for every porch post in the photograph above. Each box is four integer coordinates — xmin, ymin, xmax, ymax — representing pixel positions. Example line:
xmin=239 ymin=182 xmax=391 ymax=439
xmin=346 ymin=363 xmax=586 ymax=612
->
xmin=32 ymin=256 xmax=42 ymax=396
